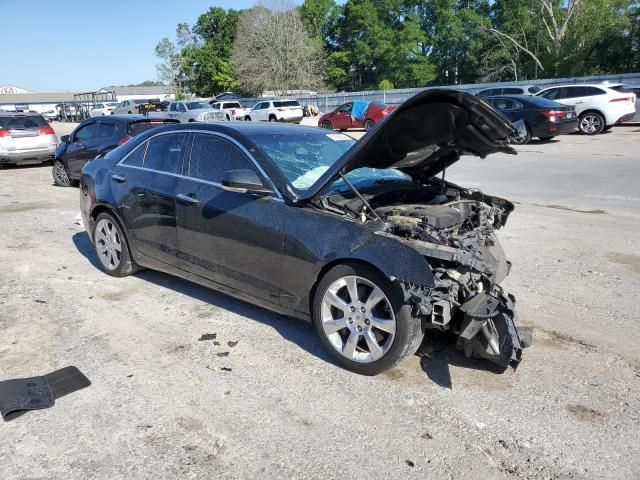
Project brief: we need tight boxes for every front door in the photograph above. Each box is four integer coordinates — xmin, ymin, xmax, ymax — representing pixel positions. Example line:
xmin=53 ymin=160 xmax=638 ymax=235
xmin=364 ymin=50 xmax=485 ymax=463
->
xmin=332 ymin=103 xmax=354 ymax=129
xmin=111 ymin=131 xmax=188 ymax=266
xmin=65 ymin=121 xmax=100 ymax=177
xmin=176 ymin=132 xmax=284 ymax=302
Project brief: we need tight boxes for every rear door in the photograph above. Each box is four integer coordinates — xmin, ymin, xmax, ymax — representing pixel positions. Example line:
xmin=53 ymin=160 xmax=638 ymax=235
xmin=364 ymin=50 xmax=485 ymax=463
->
xmin=110 ymin=132 xmax=188 ymax=266
xmin=176 ymin=132 xmax=285 ymax=302
xmin=65 ymin=121 xmax=99 ymax=177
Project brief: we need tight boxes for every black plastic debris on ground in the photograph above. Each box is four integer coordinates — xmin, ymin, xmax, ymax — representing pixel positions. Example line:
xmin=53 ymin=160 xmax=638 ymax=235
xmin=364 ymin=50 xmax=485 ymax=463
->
xmin=0 ymin=366 xmax=91 ymax=421
xmin=227 ymin=341 xmax=238 ymax=348
xmin=198 ymin=333 xmax=217 ymax=341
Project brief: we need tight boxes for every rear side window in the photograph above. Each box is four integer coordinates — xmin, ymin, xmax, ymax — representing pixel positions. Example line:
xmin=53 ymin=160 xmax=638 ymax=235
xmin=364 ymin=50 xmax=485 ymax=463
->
xmin=563 ymin=87 xmax=587 ymax=98
xmin=583 ymin=87 xmax=606 ymax=96
xmin=97 ymin=122 xmax=117 ymax=139
xmin=0 ymin=115 xmax=48 ymax=129
xmin=223 ymin=102 xmax=241 ymax=109
xmin=126 ymin=121 xmax=178 ymax=137
xmin=187 ymin=134 xmax=255 ymax=183
xmin=502 ymin=88 xmax=523 ymax=95
xmin=143 ymin=133 xmax=187 ymax=174
xmin=273 ymin=101 xmax=300 ymax=108
xmin=528 ymin=86 xmax=541 ymax=94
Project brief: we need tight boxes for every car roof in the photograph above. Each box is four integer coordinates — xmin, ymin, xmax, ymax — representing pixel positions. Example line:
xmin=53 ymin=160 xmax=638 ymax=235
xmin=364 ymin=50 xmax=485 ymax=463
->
xmin=157 ymin=121 xmax=321 ymax=136
xmin=538 ymin=84 xmax=611 ymax=90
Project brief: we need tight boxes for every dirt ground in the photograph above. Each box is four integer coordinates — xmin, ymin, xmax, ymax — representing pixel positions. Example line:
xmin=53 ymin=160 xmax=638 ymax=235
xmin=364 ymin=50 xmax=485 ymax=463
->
xmin=0 ymin=125 xmax=639 ymax=479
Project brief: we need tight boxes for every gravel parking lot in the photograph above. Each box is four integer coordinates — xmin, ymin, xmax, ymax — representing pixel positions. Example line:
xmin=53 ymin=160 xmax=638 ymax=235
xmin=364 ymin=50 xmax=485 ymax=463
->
xmin=1 ymin=125 xmax=639 ymax=479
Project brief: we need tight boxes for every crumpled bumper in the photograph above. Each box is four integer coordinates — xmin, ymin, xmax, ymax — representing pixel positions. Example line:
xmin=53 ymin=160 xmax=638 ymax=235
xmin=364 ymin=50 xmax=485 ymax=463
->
xmin=456 ymin=291 xmax=529 ymax=369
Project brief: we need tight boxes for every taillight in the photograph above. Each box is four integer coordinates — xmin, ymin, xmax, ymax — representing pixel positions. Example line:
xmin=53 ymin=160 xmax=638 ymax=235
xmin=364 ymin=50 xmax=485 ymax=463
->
xmin=542 ymin=110 xmax=565 ymax=121
xmin=610 ymin=96 xmax=632 ymax=103
xmin=117 ymin=136 xmax=130 ymax=145
xmin=0 ymin=129 xmax=10 ymax=138
xmin=38 ymin=126 xmax=55 ymax=135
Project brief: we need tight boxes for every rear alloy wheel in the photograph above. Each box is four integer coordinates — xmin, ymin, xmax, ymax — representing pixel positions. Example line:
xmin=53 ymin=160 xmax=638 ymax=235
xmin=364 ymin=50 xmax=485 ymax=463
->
xmin=364 ymin=119 xmax=375 ymax=131
xmin=93 ymin=212 xmax=136 ymax=277
xmin=511 ymin=124 xmax=531 ymax=145
xmin=579 ymin=112 xmax=605 ymax=135
xmin=313 ymin=263 xmax=423 ymax=375
xmin=52 ymin=160 xmax=72 ymax=187
xmin=321 ymin=120 xmax=333 ymax=130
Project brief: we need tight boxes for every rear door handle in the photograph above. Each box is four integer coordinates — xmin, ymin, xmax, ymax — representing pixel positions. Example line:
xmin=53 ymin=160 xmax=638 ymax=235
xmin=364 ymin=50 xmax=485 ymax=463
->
xmin=177 ymin=193 xmax=199 ymax=206
xmin=111 ymin=174 xmax=127 ymax=183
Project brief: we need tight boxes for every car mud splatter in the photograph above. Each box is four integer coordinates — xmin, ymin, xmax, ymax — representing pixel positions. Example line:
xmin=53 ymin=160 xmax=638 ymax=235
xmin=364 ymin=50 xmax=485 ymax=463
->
xmin=566 ymin=404 xmax=604 ymax=422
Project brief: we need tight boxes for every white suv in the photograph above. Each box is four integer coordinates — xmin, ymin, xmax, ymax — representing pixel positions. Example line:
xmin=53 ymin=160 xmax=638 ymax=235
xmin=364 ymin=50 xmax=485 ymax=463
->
xmin=246 ymin=100 xmax=303 ymax=123
xmin=536 ymin=84 xmax=636 ymax=135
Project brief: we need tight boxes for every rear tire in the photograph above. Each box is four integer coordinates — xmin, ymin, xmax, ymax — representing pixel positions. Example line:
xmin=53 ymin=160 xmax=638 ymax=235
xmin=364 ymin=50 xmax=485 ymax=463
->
xmin=93 ymin=212 xmax=136 ymax=277
xmin=579 ymin=112 xmax=605 ymax=135
xmin=511 ymin=124 xmax=531 ymax=145
xmin=364 ymin=119 xmax=375 ymax=131
xmin=268 ymin=115 xmax=277 ymax=122
xmin=245 ymin=116 xmax=251 ymax=121
xmin=313 ymin=262 xmax=423 ymax=375
xmin=52 ymin=160 xmax=72 ymax=187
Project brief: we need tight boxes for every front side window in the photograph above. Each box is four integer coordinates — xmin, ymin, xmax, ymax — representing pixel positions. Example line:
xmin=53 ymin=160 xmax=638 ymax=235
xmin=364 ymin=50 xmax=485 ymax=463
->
xmin=142 ymin=133 xmax=187 ymax=174
xmin=539 ymin=88 xmax=561 ymax=100
xmin=169 ymin=103 xmax=177 ymax=112
xmin=187 ymin=134 xmax=255 ymax=183
xmin=122 ymin=144 xmax=146 ymax=167
xmin=74 ymin=123 xmax=97 ymax=142
xmin=177 ymin=103 xmax=186 ymax=112
xmin=336 ymin=103 xmax=352 ymax=113
xmin=186 ymin=102 xmax=211 ymax=110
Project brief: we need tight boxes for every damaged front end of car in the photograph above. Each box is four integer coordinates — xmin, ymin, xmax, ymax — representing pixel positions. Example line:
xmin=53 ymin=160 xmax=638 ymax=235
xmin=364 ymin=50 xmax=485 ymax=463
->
xmin=302 ymin=89 xmax=532 ymax=369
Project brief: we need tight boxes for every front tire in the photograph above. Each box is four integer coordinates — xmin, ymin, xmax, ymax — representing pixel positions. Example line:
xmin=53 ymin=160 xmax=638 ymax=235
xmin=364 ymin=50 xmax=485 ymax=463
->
xmin=313 ymin=263 xmax=423 ymax=375
xmin=52 ymin=160 xmax=72 ymax=187
xmin=321 ymin=120 xmax=333 ymax=130
xmin=93 ymin=212 xmax=136 ymax=277
xmin=579 ymin=112 xmax=605 ymax=135
xmin=364 ymin=119 xmax=375 ymax=131
xmin=245 ymin=116 xmax=251 ymax=121
xmin=268 ymin=115 xmax=277 ymax=122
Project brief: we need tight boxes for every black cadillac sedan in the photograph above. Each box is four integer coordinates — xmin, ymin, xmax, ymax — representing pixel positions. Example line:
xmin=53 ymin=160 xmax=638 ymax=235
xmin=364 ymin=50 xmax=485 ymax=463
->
xmin=79 ymin=90 xmax=529 ymax=375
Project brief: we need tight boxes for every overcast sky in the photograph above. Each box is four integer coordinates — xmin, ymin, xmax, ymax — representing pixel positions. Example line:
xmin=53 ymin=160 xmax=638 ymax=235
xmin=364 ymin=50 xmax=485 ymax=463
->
xmin=1 ymin=0 xmax=269 ymax=92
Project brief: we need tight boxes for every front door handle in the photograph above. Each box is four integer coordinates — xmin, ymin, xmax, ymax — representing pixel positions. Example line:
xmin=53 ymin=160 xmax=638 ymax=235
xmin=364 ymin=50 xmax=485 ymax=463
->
xmin=177 ymin=193 xmax=199 ymax=206
xmin=112 ymin=174 xmax=127 ymax=183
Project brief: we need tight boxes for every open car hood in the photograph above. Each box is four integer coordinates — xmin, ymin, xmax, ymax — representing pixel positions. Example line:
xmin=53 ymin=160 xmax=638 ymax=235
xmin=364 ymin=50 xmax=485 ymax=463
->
xmin=297 ymin=89 xmax=518 ymax=202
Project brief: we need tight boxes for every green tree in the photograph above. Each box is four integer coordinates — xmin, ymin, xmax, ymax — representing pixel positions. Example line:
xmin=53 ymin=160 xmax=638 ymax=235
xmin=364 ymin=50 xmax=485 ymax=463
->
xmin=300 ymin=0 xmax=340 ymax=41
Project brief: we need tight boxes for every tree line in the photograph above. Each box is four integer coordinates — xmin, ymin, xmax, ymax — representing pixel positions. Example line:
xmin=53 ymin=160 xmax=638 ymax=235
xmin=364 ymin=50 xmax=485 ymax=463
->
xmin=154 ymin=0 xmax=640 ymax=97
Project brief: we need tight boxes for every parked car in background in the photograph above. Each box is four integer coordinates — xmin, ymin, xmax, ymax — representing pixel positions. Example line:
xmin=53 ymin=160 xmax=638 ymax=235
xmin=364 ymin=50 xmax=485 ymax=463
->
xmin=245 ymin=100 xmax=303 ymax=123
xmin=90 ymin=102 xmax=119 ymax=117
xmin=318 ymin=101 xmax=395 ymax=131
xmin=42 ymin=110 xmax=58 ymax=122
xmin=0 ymin=111 xmax=58 ymax=166
xmin=535 ymin=84 xmax=636 ymax=134
xmin=52 ymin=115 xmax=178 ymax=186
xmin=113 ymin=99 xmax=150 ymax=115
xmin=211 ymin=101 xmax=251 ymax=120
xmin=166 ymin=100 xmax=223 ymax=123
xmin=79 ymin=90 xmax=527 ymax=376
xmin=485 ymin=95 xmax=578 ymax=144
xmin=477 ymin=85 xmax=541 ymax=97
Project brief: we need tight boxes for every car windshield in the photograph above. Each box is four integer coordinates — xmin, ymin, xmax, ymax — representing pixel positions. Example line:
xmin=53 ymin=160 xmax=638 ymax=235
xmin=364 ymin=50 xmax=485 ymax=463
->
xmin=254 ymin=132 xmax=409 ymax=193
xmin=186 ymin=102 xmax=211 ymax=110
xmin=273 ymin=101 xmax=300 ymax=108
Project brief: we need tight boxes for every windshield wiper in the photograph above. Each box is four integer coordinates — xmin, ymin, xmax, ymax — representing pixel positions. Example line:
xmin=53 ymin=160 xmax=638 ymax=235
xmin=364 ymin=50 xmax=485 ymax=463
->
xmin=338 ymin=172 xmax=388 ymax=231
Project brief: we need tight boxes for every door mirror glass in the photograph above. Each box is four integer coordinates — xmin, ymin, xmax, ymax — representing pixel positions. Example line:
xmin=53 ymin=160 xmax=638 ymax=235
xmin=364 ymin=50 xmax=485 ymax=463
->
xmin=221 ymin=169 xmax=271 ymax=194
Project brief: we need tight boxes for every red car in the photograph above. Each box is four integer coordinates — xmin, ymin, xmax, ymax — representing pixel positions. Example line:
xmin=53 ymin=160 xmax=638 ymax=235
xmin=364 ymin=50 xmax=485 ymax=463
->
xmin=318 ymin=101 xmax=395 ymax=131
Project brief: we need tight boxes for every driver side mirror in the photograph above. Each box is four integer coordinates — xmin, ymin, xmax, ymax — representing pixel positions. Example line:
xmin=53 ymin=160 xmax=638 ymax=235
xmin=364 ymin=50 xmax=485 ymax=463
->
xmin=61 ymin=135 xmax=70 ymax=143
xmin=221 ymin=169 xmax=272 ymax=195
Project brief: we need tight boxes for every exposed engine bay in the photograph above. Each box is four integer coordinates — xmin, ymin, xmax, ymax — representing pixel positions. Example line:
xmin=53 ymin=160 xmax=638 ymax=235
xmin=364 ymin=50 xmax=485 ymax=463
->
xmin=320 ymin=179 xmax=529 ymax=369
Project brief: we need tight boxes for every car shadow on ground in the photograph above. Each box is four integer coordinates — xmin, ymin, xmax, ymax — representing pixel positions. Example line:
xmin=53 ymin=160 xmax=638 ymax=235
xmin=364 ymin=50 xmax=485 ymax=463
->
xmin=417 ymin=332 xmax=509 ymax=389
xmin=71 ymin=231 xmax=336 ymax=368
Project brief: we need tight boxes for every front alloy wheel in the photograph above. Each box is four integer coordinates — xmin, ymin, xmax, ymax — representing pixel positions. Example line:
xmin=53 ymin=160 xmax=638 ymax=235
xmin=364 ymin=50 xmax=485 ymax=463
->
xmin=321 ymin=275 xmax=396 ymax=363
xmin=313 ymin=263 xmax=423 ymax=375
xmin=52 ymin=160 xmax=72 ymax=187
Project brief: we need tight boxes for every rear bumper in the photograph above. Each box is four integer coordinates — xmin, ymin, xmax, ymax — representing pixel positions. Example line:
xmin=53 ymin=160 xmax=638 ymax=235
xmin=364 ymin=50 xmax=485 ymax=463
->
xmin=277 ymin=115 xmax=303 ymax=124
xmin=532 ymin=119 xmax=578 ymax=138
xmin=616 ymin=112 xmax=636 ymax=124
xmin=0 ymin=147 xmax=56 ymax=165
